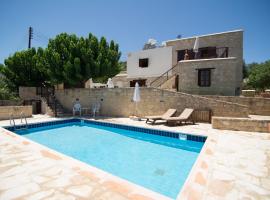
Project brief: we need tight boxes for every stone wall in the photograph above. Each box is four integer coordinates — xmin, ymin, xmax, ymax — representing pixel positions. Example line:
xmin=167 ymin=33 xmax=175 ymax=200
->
xmin=18 ymin=87 xmax=54 ymax=115
xmin=0 ymin=106 xmax=32 ymax=120
xmin=19 ymin=87 xmax=38 ymax=100
xmin=212 ymin=117 xmax=270 ymax=133
xmin=55 ymin=88 xmax=249 ymax=118
xmin=166 ymin=30 xmax=243 ymax=96
xmin=176 ymin=58 xmax=240 ymax=96
xmin=166 ymin=30 xmax=243 ymax=68
xmin=112 ymin=73 xmax=129 ymax=88
xmin=204 ymin=95 xmax=270 ymax=116
xmin=0 ymin=100 xmax=23 ymax=106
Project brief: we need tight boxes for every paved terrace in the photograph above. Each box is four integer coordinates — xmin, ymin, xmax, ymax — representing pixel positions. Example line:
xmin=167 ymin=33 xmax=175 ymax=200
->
xmin=0 ymin=115 xmax=270 ymax=200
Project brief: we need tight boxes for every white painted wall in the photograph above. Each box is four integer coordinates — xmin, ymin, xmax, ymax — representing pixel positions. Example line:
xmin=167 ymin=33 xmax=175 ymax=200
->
xmin=127 ymin=46 xmax=172 ymax=78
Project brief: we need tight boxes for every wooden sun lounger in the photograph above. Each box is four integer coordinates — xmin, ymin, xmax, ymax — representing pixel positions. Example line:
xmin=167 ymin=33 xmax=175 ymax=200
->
xmin=163 ymin=108 xmax=194 ymax=126
xmin=145 ymin=109 xmax=177 ymax=125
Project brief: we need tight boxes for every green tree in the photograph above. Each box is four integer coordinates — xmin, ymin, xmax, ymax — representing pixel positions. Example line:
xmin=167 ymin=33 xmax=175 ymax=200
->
xmin=0 ymin=48 xmax=49 ymax=90
xmin=242 ymin=60 xmax=248 ymax=79
xmin=1 ymin=32 xmax=122 ymax=89
xmin=46 ymin=33 xmax=121 ymax=87
xmin=247 ymin=60 xmax=270 ymax=90
xmin=0 ymin=76 xmax=19 ymax=100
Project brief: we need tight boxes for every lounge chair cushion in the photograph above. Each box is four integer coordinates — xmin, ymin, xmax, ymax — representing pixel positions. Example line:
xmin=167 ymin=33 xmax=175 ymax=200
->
xmin=163 ymin=108 xmax=194 ymax=121
xmin=145 ymin=109 xmax=177 ymax=120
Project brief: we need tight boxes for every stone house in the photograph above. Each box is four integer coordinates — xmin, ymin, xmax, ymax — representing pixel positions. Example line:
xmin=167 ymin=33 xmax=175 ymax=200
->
xmin=113 ymin=30 xmax=243 ymax=96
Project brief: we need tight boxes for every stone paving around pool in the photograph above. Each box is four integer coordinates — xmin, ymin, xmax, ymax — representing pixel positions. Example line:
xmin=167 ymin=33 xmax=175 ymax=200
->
xmin=0 ymin=115 xmax=270 ymax=200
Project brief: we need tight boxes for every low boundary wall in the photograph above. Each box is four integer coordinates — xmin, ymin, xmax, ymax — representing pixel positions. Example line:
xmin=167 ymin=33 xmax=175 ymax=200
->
xmin=0 ymin=106 xmax=32 ymax=120
xmin=204 ymin=95 xmax=270 ymax=116
xmin=0 ymin=100 xmax=23 ymax=106
xmin=212 ymin=116 xmax=270 ymax=133
xmin=55 ymin=88 xmax=249 ymax=118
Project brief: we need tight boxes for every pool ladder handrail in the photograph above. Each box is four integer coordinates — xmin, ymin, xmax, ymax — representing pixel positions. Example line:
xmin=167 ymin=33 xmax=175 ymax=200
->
xmin=9 ymin=113 xmax=16 ymax=129
xmin=20 ymin=112 xmax=28 ymax=130
xmin=9 ymin=112 xmax=28 ymax=130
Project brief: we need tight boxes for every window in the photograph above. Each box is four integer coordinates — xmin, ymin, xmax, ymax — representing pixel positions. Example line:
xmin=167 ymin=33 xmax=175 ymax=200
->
xmin=198 ymin=69 xmax=211 ymax=87
xmin=199 ymin=47 xmax=217 ymax=59
xmin=139 ymin=58 xmax=149 ymax=68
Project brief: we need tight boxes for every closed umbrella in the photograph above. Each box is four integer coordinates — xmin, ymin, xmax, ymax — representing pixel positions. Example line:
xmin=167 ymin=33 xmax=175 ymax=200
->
xmin=133 ymin=82 xmax=141 ymax=119
xmin=193 ymin=37 xmax=200 ymax=58
xmin=107 ymin=78 xmax=114 ymax=88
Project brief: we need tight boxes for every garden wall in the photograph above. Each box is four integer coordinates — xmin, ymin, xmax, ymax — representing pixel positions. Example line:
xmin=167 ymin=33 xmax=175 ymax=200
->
xmin=204 ymin=95 xmax=270 ymax=116
xmin=0 ymin=100 xmax=23 ymax=106
xmin=55 ymin=88 xmax=249 ymax=118
xmin=0 ymin=106 xmax=32 ymax=120
xmin=212 ymin=116 xmax=270 ymax=133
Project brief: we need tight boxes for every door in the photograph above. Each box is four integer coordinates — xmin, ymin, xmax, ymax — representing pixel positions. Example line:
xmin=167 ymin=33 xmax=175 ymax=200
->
xmin=130 ymin=79 xmax=146 ymax=87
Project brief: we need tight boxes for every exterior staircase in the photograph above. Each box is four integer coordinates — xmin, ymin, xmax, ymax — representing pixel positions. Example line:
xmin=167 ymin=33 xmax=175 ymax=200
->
xmin=149 ymin=63 xmax=179 ymax=91
xmin=37 ymin=87 xmax=65 ymax=117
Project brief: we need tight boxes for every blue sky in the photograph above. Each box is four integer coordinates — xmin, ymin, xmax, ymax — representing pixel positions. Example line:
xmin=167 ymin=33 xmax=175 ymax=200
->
xmin=0 ymin=0 xmax=269 ymax=64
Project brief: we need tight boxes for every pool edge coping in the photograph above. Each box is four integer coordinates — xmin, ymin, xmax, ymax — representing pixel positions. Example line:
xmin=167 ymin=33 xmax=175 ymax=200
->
xmin=0 ymin=126 xmax=172 ymax=200
xmin=2 ymin=117 xmax=208 ymax=199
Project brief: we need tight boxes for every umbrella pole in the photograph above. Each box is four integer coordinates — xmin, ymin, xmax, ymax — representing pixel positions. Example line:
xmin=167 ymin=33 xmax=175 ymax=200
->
xmin=135 ymin=102 xmax=137 ymax=117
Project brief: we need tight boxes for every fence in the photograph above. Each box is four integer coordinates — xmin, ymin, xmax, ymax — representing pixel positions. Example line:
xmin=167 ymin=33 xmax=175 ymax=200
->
xmin=192 ymin=109 xmax=212 ymax=123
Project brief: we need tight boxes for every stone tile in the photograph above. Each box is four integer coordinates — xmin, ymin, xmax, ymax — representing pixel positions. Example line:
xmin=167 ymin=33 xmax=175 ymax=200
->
xmin=102 ymin=180 xmax=132 ymax=194
xmin=25 ymin=189 xmax=55 ymax=200
xmin=208 ymin=179 xmax=234 ymax=197
xmin=1 ymin=117 xmax=270 ymax=200
xmin=0 ymin=182 xmax=40 ymax=199
xmin=0 ymin=165 xmax=28 ymax=178
xmin=40 ymin=150 xmax=62 ymax=160
xmin=212 ymin=171 xmax=235 ymax=181
xmin=236 ymin=180 xmax=270 ymax=196
xmin=97 ymin=190 xmax=128 ymax=200
xmin=194 ymin=172 xmax=207 ymax=186
xmin=66 ymin=185 xmax=93 ymax=198
xmin=45 ymin=191 xmax=76 ymax=200
xmin=261 ymin=178 xmax=270 ymax=190
xmin=129 ymin=194 xmax=155 ymax=200
xmin=0 ymin=174 xmax=30 ymax=190
xmin=43 ymin=176 xmax=74 ymax=188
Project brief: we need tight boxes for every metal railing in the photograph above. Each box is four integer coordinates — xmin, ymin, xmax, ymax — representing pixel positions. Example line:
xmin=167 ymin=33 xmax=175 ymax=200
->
xmin=9 ymin=112 xmax=28 ymax=130
xmin=183 ymin=47 xmax=229 ymax=60
xmin=9 ymin=114 xmax=15 ymax=129
xmin=20 ymin=112 xmax=28 ymax=129
xmin=149 ymin=63 xmax=178 ymax=88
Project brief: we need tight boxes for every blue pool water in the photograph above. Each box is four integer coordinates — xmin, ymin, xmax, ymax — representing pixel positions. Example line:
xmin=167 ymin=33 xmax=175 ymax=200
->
xmin=16 ymin=121 xmax=204 ymax=199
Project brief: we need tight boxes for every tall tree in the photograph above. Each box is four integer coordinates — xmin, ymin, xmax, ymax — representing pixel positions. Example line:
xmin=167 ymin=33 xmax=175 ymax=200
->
xmin=1 ymin=32 xmax=122 ymax=89
xmin=46 ymin=33 xmax=121 ymax=87
xmin=0 ymin=48 xmax=49 ymax=90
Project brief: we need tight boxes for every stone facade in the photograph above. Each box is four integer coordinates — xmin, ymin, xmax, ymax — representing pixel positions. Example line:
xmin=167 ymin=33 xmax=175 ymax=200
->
xmin=212 ymin=116 xmax=270 ymax=133
xmin=0 ymin=100 xmax=23 ymax=106
xmin=204 ymin=95 xmax=270 ymax=116
xmin=114 ymin=30 xmax=243 ymax=96
xmin=241 ymin=89 xmax=256 ymax=97
xmin=166 ymin=30 xmax=243 ymax=96
xmin=55 ymin=88 xmax=249 ymax=118
xmin=19 ymin=87 xmax=55 ymax=116
xmin=19 ymin=87 xmax=38 ymax=100
xmin=176 ymin=58 xmax=240 ymax=95
xmin=166 ymin=30 xmax=243 ymax=67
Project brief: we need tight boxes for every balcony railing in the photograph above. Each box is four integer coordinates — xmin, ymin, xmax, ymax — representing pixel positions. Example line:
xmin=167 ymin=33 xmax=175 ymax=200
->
xmin=178 ymin=47 xmax=229 ymax=61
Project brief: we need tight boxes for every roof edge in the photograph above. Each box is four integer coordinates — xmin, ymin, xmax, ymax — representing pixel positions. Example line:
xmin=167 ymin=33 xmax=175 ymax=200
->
xmin=165 ymin=29 xmax=243 ymax=43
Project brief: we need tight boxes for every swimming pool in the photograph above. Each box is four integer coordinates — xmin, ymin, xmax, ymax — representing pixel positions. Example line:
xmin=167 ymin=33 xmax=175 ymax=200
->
xmin=11 ymin=119 xmax=206 ymax=199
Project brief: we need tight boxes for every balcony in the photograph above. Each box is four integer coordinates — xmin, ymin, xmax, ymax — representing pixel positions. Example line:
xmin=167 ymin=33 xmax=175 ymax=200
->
xmin=177 ymin=47 xmax=229 ymax=61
